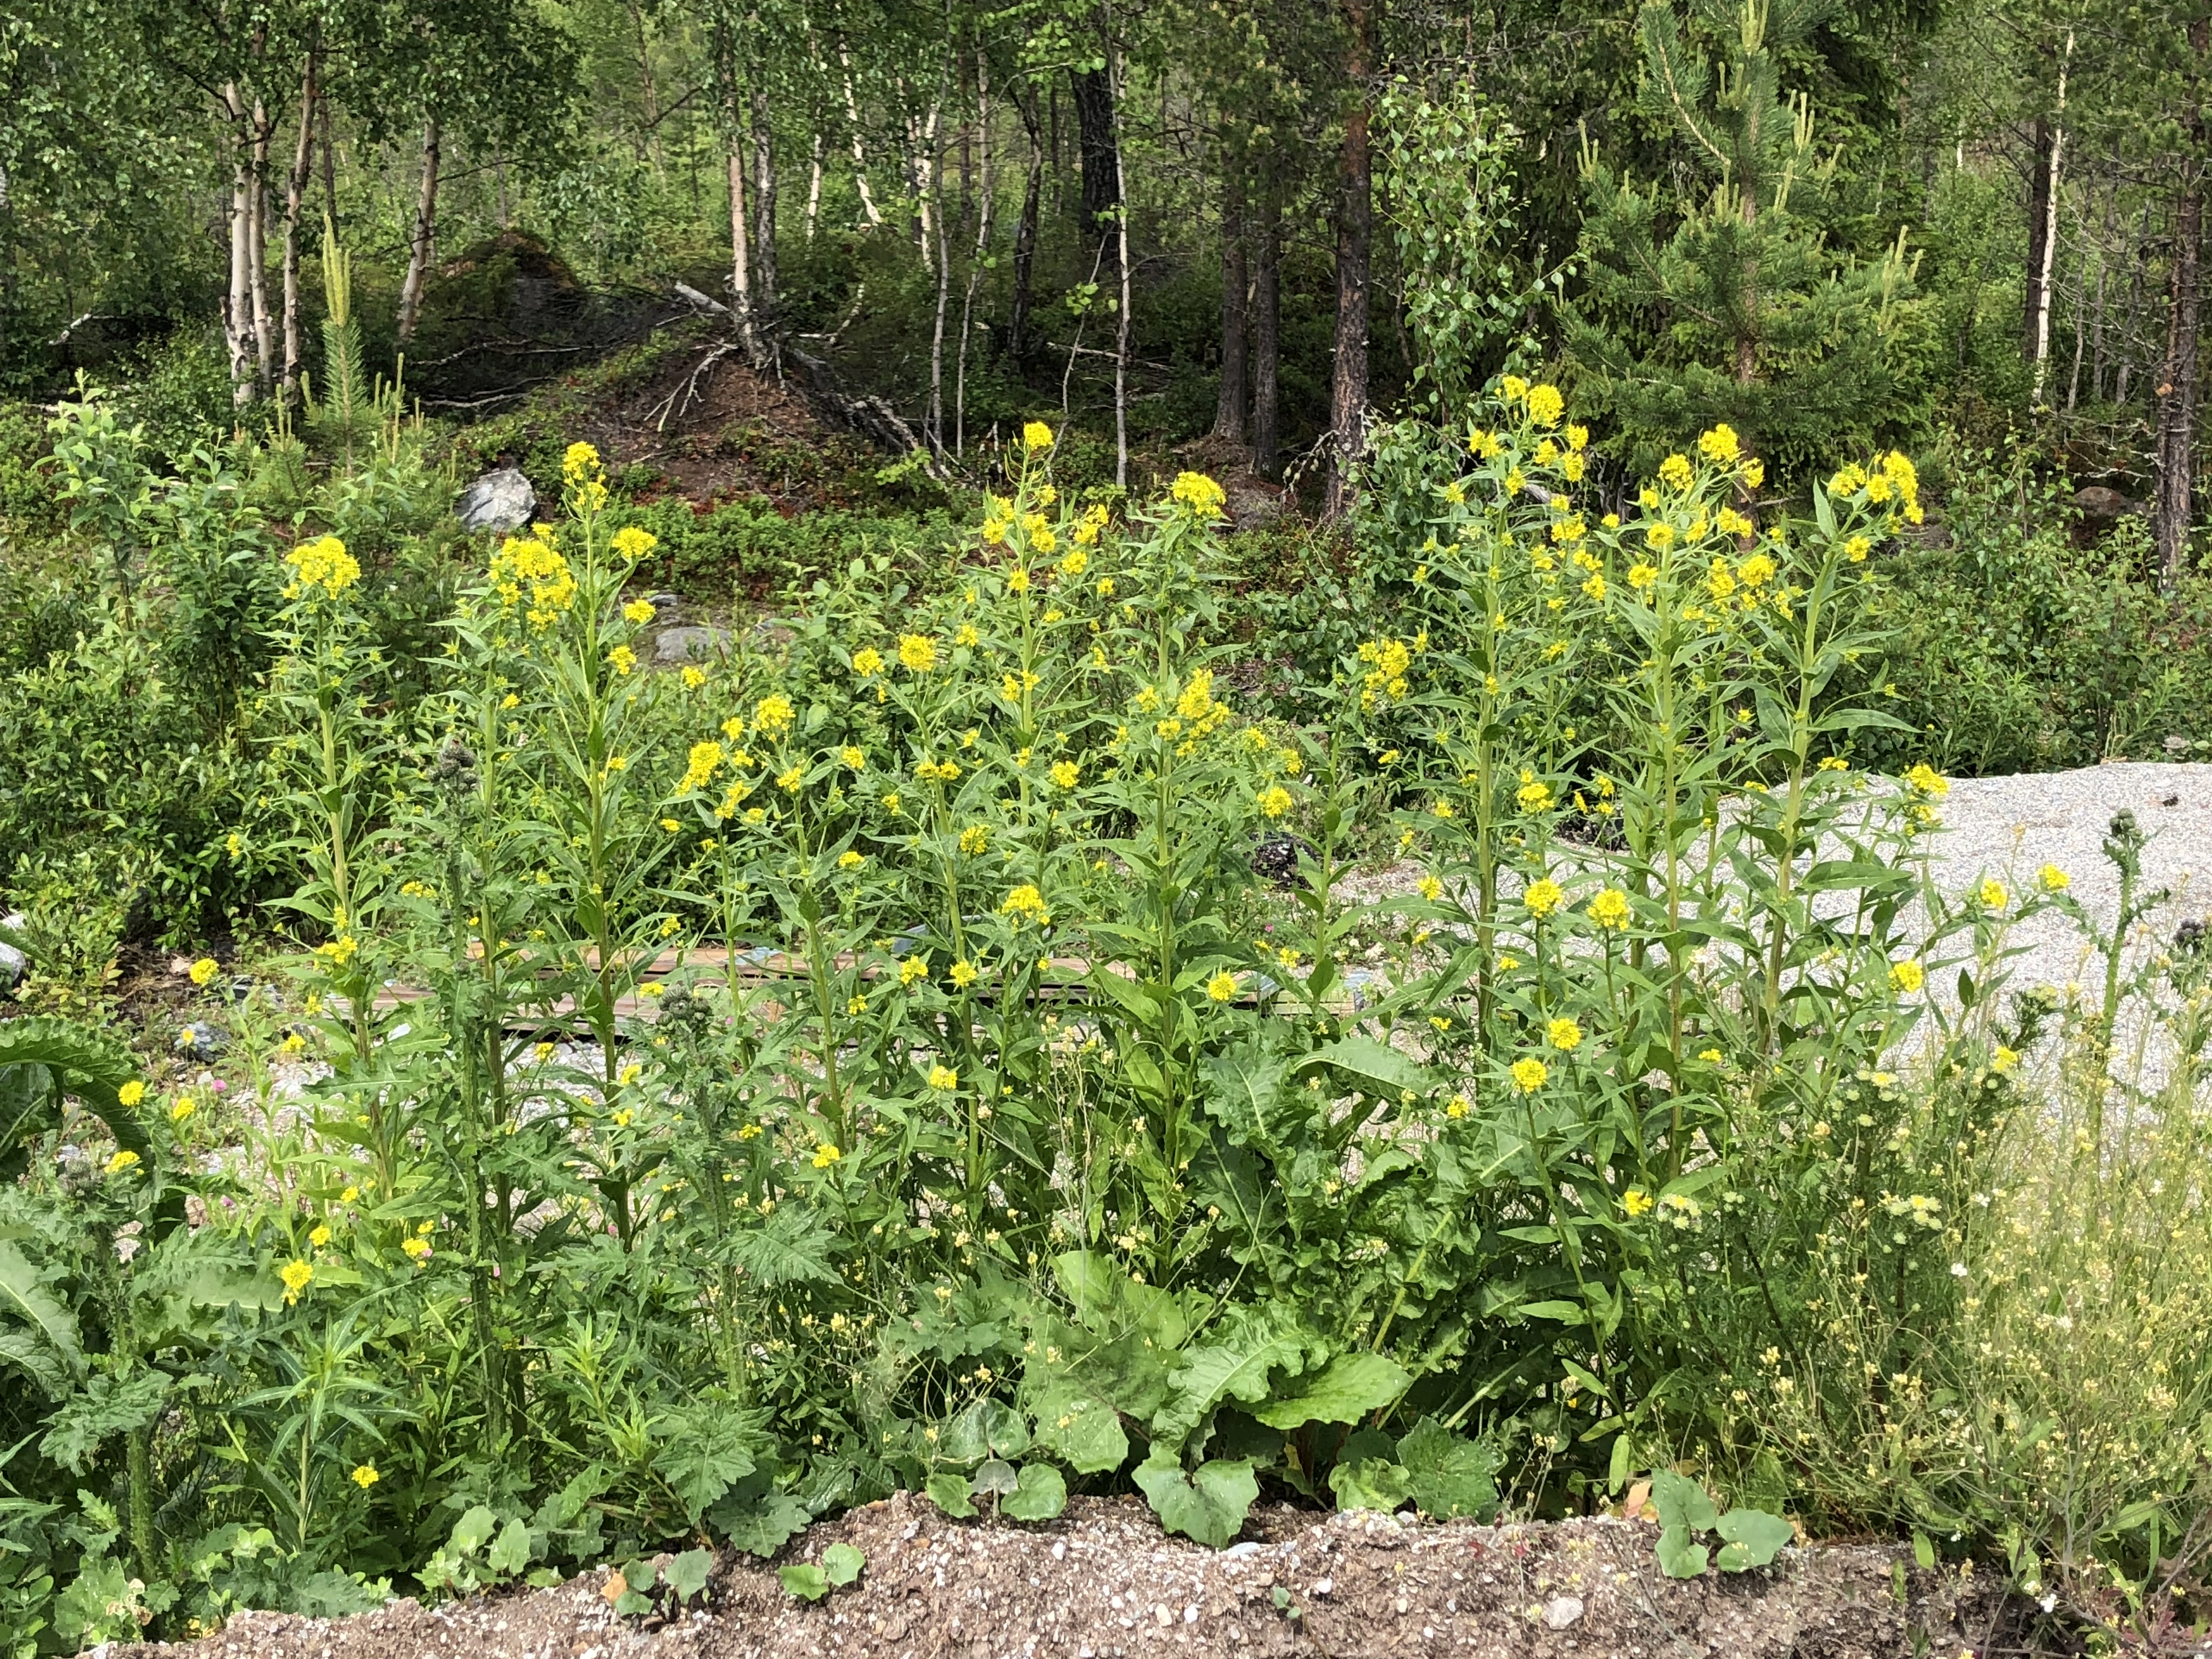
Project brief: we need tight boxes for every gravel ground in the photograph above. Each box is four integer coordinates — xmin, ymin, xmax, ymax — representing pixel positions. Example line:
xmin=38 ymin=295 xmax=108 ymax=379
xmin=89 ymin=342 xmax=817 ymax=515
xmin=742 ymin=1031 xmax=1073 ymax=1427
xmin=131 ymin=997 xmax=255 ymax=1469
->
xmin=134 ymin=1497 xmax=2029 ymax=1659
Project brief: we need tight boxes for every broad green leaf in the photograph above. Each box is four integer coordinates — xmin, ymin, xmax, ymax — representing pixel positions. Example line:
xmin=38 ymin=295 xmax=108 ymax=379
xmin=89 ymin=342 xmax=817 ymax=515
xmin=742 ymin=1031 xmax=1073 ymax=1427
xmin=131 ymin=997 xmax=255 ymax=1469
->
xmin=1251 ymin=1352 xmax=1409 ymax=1430
xmin=1714 ymin=1508 xmax=1792 ymax=1570
xmin=0 ymin=1240 xmax=83 ymax=1393
xmin=778 ymin=1564 xmax=830 ymax=1601
xmin=1395 ymin=1418 xmax=1500 ymax=1520
xmin=663 ymin=1548 xmax=713 ymax=1604
xmin=1133 ymin=1453 xmax=1257 ymax=1548
xmin=925 ymin=1472 xmax=976 ymax=1518
xmin=656 ymin=1407 xmax=762 ymax=1521
xmin=487 ymin=1518 xmax=532 ymax=1577
xmin=1295 ymin=1034 xmax=1430 ymax=1099
xmin=943 ymin=1398 xmax=1031 ymax=1464
xmin=1203 ymin=1046 xmax=1285 ymax=1146
xmin=732 ymin=1206 xmax=839 ymax=1285
xmin=1515 ymin=1300 xmax=1588 ymax=1322
xmin=450 ymin=1506 xmax=499 ymax=1555
xmin=1001 ymin=1463 xmax=1068 ymax=1522
xmin=821 ymin=1543 xmax=865 ymax=1585
xmin=1656 ymin=1526 xmax=1709 ymax=1578
xmin=711 ymin=1491 xmax=810 ymax=1558
xmin=1151 ymin=1305 xmax=1308 ymax=1453
xmin=972 ymin=1457 xmax=1020 ymax=1496
xmin=1030 ymin=1384 xmax=1129 ymax=1474
xmin=1649 ymin=1469 xmax=1718 ymax=1534
xmin=1329 ymin=1458 xmax=1414 ymax=1513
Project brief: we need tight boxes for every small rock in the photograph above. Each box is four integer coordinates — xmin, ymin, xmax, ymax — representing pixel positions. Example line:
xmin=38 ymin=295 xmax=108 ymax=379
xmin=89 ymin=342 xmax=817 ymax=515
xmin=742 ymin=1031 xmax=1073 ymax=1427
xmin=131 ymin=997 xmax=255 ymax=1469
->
xmin=1311 ymin=1577 xmax=1333 ymax=1598
xmin=655 ymin=625 xmax=732 ymax=665
xmin=455 ymin=467 xmax=537 ymax=534
xmin=2072 ymin=485 xmax=2143 ymax=520
xmin=1183 ymin=1605 xmax=1200 ymax=1625
xmin=1543 ymin=1595 xmax=1584 ymax=1630
xmin=1153 ymin=1604 xmax=1172 ymax=1627
xmin=174 ymin=1022 xmax=224 ymax=1060
xmin=0 ymin=911 xmax=26 ymax=986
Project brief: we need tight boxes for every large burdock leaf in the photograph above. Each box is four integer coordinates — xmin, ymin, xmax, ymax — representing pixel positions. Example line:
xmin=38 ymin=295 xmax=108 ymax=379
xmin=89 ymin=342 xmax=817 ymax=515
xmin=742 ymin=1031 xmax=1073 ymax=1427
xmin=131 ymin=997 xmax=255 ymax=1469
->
xmin=1715 ymin=1508 xmax=1793 ymax=1570
xmin=1395 ymin=1418 xmax=1501 ymax=1520
xmin=1134 ymin=1453 xmax=1257 ymax=1548
xmin=0 ymin=1239 xmax=83 ymax=1397
xmin=1250 ymin=1352 xmax=1409 ymax=1430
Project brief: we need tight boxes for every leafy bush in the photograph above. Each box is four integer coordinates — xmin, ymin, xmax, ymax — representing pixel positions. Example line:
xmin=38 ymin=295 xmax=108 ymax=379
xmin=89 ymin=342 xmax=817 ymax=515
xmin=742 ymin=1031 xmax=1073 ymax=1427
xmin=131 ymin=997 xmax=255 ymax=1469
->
xmin=0 ymin=394 xmax=2198 ymax=1651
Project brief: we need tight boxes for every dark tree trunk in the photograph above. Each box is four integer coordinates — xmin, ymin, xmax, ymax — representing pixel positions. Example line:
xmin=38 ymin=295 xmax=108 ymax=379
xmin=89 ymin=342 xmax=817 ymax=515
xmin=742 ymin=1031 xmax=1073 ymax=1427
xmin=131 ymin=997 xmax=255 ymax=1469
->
xmin=1009 ymin=84 xmax=1043 ymax=365
xmin=2024 ymin=115 xmax=2054 ymax=360
xmin=1070 ymin=65 xmax=1120 ymax=269
xmin=1214 ymin=159 xmax=1249 ymax=444
xmin=1252 ymin=165 xmax=1282 ymax=477
xmin=2157 ymin=23 xmax=2210 ymax=585
xmin=1324 ymin=0 xmax=1376 ymax=517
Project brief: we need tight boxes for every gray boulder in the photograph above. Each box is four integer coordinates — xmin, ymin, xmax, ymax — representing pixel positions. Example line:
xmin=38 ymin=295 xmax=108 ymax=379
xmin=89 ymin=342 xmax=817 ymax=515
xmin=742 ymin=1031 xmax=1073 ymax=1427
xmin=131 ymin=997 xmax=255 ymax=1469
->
xmin=656 ymin=625 xmax=732 ymax=665
xmin=456 ymin=467 xmax=537 ymax=535
xmin=0 ymin=911 xmax=25 ymax=987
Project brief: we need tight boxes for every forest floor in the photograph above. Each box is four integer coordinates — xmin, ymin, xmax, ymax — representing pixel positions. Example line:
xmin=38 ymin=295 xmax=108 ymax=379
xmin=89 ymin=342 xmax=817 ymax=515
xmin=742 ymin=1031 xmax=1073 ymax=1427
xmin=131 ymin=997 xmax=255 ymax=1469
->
xmin=136 ymin=1496 xmax=2030 ymax=1659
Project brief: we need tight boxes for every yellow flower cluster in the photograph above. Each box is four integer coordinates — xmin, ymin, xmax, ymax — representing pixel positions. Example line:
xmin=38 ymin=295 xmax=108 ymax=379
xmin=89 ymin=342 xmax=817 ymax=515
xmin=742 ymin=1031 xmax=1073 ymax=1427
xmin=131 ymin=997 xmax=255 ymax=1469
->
xmin=285 ymin=535 xmax=360 ymax=599
xmin=1829 ymin=451 xmax=1924 ymax=526
xmin=1356 ymin=636 xmax=1415 ymax=709
xmin=1171 ymin=471 xmax=1227 ymax=518
xmin=490 ymin=532 xmax=577 ymax=628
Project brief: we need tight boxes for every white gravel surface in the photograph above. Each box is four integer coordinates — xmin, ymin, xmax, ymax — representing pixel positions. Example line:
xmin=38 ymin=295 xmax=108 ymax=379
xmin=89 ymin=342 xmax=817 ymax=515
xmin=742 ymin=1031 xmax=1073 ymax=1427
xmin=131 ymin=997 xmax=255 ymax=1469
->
xmin=1923 ymin=761 xmax=2212 ymax=991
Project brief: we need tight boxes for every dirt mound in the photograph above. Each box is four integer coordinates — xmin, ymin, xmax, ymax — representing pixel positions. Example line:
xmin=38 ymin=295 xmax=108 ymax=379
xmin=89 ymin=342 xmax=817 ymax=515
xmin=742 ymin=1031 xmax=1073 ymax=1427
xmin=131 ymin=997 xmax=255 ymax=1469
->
xmin=142 ymin=1496 xmax=2018 ymax=1659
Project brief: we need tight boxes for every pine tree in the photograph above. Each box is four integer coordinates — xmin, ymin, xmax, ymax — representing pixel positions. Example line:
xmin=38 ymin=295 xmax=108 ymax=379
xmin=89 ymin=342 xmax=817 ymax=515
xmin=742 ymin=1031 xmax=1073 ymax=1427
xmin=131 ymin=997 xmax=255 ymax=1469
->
xmin=1565 ymin=0 xmax=1918 ymax=483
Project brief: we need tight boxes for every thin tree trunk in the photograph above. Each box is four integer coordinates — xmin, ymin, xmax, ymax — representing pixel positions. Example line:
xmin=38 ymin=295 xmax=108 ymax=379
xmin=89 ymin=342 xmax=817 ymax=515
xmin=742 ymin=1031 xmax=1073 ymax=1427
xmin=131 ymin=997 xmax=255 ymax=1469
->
xmin=1252 ymin=162 xmax=1281 ymax=477
xmin=395 ymin=113 xmax=441 ymax=346
xmin=281 ymin=56 xmax=317 ymax=404
xmin=221 ymin=86 xmax=256 ymax=403
xmin=728 ymin=148 xmax=756 ymax=351
xmin=806 ymin=130 xmax=824 ymax=241
xmin=319 ymin=91 xmax=338 ymax=230
xmin=249 ymin=98 xmax=275 ymax=393
xmin=1110 ymin=33 xmax=1130 ymax=487
xmin=926 ymin=57 xmax=953 ymax=449
xmin=1214 ymin=156 xmax=1249 ymax=444
xmin=2066 ymin=223 xmax=2088 ymax=412
xmin=628 ymin=0 xmax=664 ymax=173
xmin=840 ymin=47 xmax=883 ymax=227
xmin=752 ymin=78 xmax=778 ymax=336
xmin=1324 ymin=0 xmax=1376 ymax=517
xmin=2024 ymin=116 xmax=2055 ymax=360
xmin=956 ymin=56 xmax=992 ymax=456
xmin=2155 ymin=17 xmax=2210 ymax=586
xmin=2118 ymin=202 xmax=2151 ymax=407
xmin=2030 ymin=32 xmax=2072 ymax=408
xmin=1008 ymin=84 xmax=1043 ymax=364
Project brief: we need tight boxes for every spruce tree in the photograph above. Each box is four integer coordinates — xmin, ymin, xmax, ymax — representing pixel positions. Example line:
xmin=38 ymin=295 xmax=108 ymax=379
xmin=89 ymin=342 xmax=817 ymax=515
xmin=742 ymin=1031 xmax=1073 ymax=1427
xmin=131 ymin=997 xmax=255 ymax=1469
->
xmin=1565 ymin=0 xmax=1919 ymax=484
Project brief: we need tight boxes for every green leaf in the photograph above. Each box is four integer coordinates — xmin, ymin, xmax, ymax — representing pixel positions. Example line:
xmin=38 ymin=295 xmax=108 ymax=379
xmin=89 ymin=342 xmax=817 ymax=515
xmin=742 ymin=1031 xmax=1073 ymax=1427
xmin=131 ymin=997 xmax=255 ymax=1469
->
xmin=487 ymin=1518 xmax=532 ymax=1577
xmin=664 ymin=1548 xmax=713 ymax=1605
xmin=778 ymin=1565 xmax=830 ymax=1601
xmin=1251 ymin=1352 xmax=1409 ymax=1430
xmin=1714 ymin=1509 xmax=1792 ymax=1571
xmin=926 ymin=1471 xmax=977 ymax=1518
xmin=1649 ymin=1470 xmax=1718 ymax=1534
xmin=943 ymin=1398 xmax=1030 ymax=1464
xmin=0 ymin=1240 xmax=83 ymax=1395
xmin=37 ymin=1370 xmax=167 ymax=1475
xmin=1329 ymin=1458 xmax=1414 ymax=1513
xmin=711 ymin=1491 xmax=811 ymax=1558
xmin=1395 ymin=1418 xmax=1501 ymax=1520
xmin=1203 ymin=1046 xmax=1285 ymax=1146
xmin=656 ymin=1406 xmax=763 ymax=1522
xmin=1030 ymin=1384 xmax=1129 ymax=1474
xmin=1001 ymin=1463 xmax=1068 ymax=1522
xmin=1133 ymin=1453 xmax=1257 ymax=1548
xmin=1515 ymin=1300 xmax=1588 ymax=1322
xmin=449 ymin=1505 xmax=499 ymax=1556
xmin=731 ymin=1205 xmax=840 ymax=1285
xmin=821 ymin=1543 xmax=865 ymax=1586
xmin=1656 ymin=1526 xmax=1709 ymax=1578
xmin=972 ymin=1458 xmax=1020 ymax=1497
xmin=1295 ymin=1034 xmax=1431 ymax=1099
xmin=1150 ymin=1304 xmax=1308 ymax=1454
